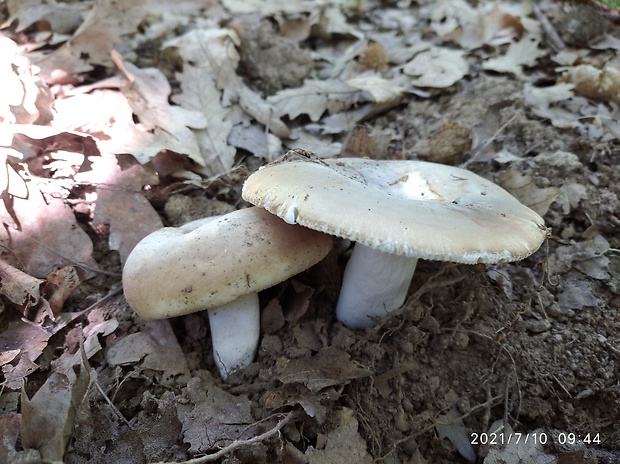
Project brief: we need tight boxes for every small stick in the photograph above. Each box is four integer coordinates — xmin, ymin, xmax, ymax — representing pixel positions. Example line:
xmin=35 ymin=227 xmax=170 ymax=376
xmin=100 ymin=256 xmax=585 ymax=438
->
xmin=151 ymin=411 xmax=301 ymax=464
xmin=532 ymin=4 xmax=566 ymax=51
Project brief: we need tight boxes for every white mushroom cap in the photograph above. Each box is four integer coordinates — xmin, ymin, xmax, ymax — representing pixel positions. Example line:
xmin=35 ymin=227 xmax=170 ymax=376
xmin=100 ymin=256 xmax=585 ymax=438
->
xmin=242 ymin=157 xmax=548 ymax=328
xmin=242 ymin=157 xmax=547 ymax=263
xmin=123 ymin=206 xmax=332 ymax=320
xmin=123 ymin=206 xmax=332 ymax=375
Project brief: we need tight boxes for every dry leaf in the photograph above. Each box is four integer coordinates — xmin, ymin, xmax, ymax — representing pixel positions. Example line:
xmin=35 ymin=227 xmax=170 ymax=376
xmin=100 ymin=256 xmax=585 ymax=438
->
xmin=167 ymin=29 xmax=239 ymax=174
xmin=106 ymin=320 xmax=189 ymax=381
xmin=0 ymin=37 xmax=54 ymax=125
xmin=283 ymin=280 xmax=316 ymax=323
xmin=317 ymin=5 xmax=364 ymax=40
xmin=0 ymin=319 xmax=51 ymax=380
xmin=293 ymin=323 xmax=322 ymax=352
xmin=524 ymin=83 xmax=575 ymax=109
xmin=268 ymin=79 xmax=361 ymax=122
xmin=305 ymin=408 xmax=372 ymax=464
xmin=114 ymin=56 xmax=208 ymax=166
xmin=285 ymin=131 xmax=342 ymax=158
xmin=523 ymin=83 xmax=587 ymax=131
xmin=6 ymin=1 xmax=86 ymax=34
xmin=76 ymin=153 xmax=163 ymax=265
xmin=176 ymin=377 xmax=255 ymax=453
xmin=52 ymin=311 xmax=119 ymax=378
xmin=42 ymin=266 xmax=80 ymax=315
xmin=430 ymin=0 xmax=525 ymax=50
xmin=0 ymin=259 xmax=42 ymax=310
xmin=221 ymin=0 xmax=313 ymax=16
xmin=279 ymin=346 xmax=371 ymax=392
xmin=261 ymin=298 xmax=285 ymax=333
xmin=20 ymin=360 xmax=91 ymax=461
xmin=0 ymin=153 xmax=28 ymax=199
xmin=53 ymin=89 xmax=132 ymax=135
xmin=237 ymin=84 xmax=292 ymax=138
xmin=557 ymin=274 xmax=603 ymax=311
xmin=498 ymin=169 xmax=560 ymax=216
xmin=2 ymin=355 xmax=39 ymax=391
xmin=436 ymin=408 xmax=476 ymax=463
xmin=563 ymin=64 xmax=620 ymax=106
xmin=483 ymin=33 xmax=546 ymax=79
xmin=228 ymin=123 xmax=283 ymax=161
xmin=404 ymin=45 xmax=468 ymax=88
xmin=548 ymin=236 xmax=611 ymax=281
xmin=346 ymin=75 xmax=405 ymax=106
xmin=3 ymin=181 xmax=98 ymax=279
xmin=35 ymin=0 xmax=150 ymax=81
xmin=168 ymin=27 xmax=290 ymax=146
xmin=175 ymin=65 xmax=236 ymax=174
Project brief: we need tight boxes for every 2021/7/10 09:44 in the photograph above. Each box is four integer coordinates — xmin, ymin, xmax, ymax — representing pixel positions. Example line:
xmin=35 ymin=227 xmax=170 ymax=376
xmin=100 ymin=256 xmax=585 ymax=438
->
xmin=470 ymin=431 xmax=602 ymax=446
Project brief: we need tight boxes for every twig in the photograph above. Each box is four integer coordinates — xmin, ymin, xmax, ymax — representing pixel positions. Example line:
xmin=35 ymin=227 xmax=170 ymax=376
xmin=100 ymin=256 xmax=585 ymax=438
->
xmin=532 ymin=3 xmax=566 ymax=51
xmin=93 ymin=380 xmax=133 ymax=429
xmin=151 ymin=411 xmax=301 ymax=464
xmin=79 ymin=336 xmax=132 ymax=428
xmin=465 ymin=109 xmax=522 ymax=166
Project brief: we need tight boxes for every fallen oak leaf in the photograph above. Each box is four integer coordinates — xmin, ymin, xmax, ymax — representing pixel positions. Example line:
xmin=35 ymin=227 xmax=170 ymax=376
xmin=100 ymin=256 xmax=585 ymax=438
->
xmin=34 ymin=0 xmax=151 ymax=82
xmin=404 ymin=44 xmax=469 ymax=88
xmin=267 ymin=79 xmax=361 ymax=122
xmin=482 ymin=33 xmax=547 ymax=79
xmin=172 ymin=61 xmax=237 ymax=175
xmin=112 ymin=52 xmax=208 ymax=166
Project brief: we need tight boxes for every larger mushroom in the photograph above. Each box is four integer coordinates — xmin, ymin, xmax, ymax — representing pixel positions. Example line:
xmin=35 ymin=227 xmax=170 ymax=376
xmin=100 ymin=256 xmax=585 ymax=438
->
xmin=242 ymin=155 xmax=548 ymax=329
xmin=122 ymin=206 xmax=332 ymax=377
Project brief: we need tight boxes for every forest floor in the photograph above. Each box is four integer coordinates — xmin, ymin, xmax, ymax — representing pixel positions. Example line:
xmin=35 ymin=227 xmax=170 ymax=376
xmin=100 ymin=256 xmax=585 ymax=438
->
xmin=1 ymin=0 xmax=620 ymax=463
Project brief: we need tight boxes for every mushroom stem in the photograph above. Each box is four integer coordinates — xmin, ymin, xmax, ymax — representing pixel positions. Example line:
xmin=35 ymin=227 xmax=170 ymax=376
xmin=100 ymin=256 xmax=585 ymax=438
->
xmin=207 ymin=293 xmax=260 ymax=379
xmin=336 ymin=244 xmax=418 ymax=329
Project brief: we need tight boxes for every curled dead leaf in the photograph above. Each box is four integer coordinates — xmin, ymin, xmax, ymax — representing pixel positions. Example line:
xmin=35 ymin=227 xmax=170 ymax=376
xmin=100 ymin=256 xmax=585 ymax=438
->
xmin=563 ymin=64 xmax=620 ymax=106
xmin=0 ymin=259 xmax=42 ymax=311
xmin=42 ymin=266 xmax=80 ymax=315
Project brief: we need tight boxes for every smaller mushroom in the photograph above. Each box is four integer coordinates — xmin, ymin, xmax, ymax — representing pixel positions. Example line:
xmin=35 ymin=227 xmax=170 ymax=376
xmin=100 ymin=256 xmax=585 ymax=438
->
xmin=242 ymin=156 xmax=549 ymax=329
xmin=122 ymin=207 xmax=332 ymax=378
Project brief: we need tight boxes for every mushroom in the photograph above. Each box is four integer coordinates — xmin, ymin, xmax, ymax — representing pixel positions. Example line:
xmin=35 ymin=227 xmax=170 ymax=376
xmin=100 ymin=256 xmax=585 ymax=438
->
xmin=242 ymin=156 xmax=548 ymax=329
xmin=122 ymin=206 xmax=332 ymax=377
